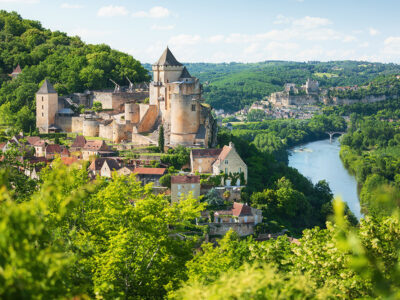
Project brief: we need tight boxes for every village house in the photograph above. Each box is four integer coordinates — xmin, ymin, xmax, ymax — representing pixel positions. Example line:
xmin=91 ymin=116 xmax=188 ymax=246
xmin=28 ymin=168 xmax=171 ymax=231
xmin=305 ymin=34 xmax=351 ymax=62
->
xmin=81 ymin=140 xmax=113 ymax=160
xmin=190 ymin=142 xmax=247 ymax=184
xmin=70 ymin=135 xmax=87 ymax=152
xmin=212 ymin=142 xmax=247 ymax=183
xmin=208 ymin=202 xmax=263 ymax=237
xmin=44 ymin=144 xmax=63 ymax=159
xmin=171 ymin=175 xmax=200 ymax=203
xmin=133 ymin=167 xmax=166 ymax=186
xmin=100 ymin=158 xmax=121 ymax=177
xmin=88 ymin=157 xmax=120 ymax=177
xmin=33 ymin=140 xmax=46 ymax=157
xmin=190 ymin=148 xmax=222 ymax=173
xmin=117 ymin=166 xmax=135 ymax=176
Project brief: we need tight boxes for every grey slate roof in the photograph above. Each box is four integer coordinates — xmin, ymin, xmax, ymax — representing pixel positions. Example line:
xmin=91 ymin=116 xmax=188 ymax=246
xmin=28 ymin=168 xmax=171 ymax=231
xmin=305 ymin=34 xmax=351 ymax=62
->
xmin=154 ymin=47 xmax=182 ymax=66
xmin=180 ymin=67 xmax=192 ymax=79
xmin=37 ymin=79 xmax=57 ymax=94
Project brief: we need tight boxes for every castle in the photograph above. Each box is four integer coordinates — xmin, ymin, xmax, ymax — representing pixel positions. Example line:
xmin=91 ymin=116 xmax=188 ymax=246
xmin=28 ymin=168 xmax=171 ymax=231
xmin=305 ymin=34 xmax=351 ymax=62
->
xmin=36 ymin=47 xmax=217 ymax=148
xmin=269 ymin=78 xmax=321 ymax=107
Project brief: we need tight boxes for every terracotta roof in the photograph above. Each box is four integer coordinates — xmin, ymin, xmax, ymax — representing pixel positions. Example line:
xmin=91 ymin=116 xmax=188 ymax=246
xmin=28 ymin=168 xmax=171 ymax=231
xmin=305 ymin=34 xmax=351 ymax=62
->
xmin=61 ymin=147 xmax=70 ymax=156
xmin=34 ymin=140 xmax=46 ymax=147
xmin=83 ymin=140 xmax=110 ymax=151
xmin=134 ymin=167 xmax=166 ymax=175
xmin=218 ymin=144 xmax=232 ymax=161
xmin=60 ymin=157 xmax=78 ymax=166
xmin=171 ymin=175 xmax=200 ymax=184
xmin=45 ymin=144 xmax=62 ymax=154
xmin=26 ymin=136 xmax=41 ymax=145
xmin=154 ymin=47 xmax=182 ymax=66
xmin=37 ymin=79 xmax=57 ymax=94
xmin=215 ymin=202 xmax=252 ymax=217
xmin=232 ymin=202 xmax=252 ymax=216
xmin=71 ymin=135 xmax=86 ymax=148
xmin=0 ymin=142 xmax=6 ymax=150
xmin=191 ymin=148 xmax=222 ymax=158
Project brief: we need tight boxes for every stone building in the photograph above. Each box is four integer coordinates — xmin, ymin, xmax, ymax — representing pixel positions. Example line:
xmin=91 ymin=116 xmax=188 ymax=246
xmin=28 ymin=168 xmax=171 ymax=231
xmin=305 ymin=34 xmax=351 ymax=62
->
xmin=35 ymin=48 xmax=217 ymax=148
xmin=133 ymin=167 xmax=166 ymax=186
xmin=81 ymin=140 xmax=114 ymax=160
xmin=171 ymin=175 xmax=200 ymax=203
xmin=190 ymin=148 xmax=223 ymax=174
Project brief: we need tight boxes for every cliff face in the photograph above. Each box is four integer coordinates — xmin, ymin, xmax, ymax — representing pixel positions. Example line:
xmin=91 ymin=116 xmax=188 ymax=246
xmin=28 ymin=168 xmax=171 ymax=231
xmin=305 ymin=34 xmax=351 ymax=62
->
xmin=330 ymin=95 xmax=387 ymax=105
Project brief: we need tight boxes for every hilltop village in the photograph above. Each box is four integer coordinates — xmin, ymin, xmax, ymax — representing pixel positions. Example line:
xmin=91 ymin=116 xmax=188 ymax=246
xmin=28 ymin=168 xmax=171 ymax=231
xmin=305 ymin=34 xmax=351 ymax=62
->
xmin=1 ymin=48 xmax=263 ymax=238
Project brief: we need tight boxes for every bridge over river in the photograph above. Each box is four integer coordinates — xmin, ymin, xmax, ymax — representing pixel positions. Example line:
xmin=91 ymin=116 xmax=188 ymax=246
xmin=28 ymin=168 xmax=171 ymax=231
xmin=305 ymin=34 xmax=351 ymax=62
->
xmin=326 ymin=131 xmax=346 ymax=143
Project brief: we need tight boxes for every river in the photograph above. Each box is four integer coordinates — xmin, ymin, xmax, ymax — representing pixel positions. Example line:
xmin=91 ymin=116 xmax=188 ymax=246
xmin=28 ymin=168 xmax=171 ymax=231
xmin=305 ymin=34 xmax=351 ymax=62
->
xmin=288 ymin=138 xmax=361 ymax=219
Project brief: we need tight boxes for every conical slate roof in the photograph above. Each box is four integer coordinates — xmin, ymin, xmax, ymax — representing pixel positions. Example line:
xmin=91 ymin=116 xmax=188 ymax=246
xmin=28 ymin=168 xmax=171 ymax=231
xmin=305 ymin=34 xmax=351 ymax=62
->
xmin=37 ymin=79 xmax=57 ymax=94
xmin=154 ymin=47 xmax=182 ymax=66
xmin=180 ymin=67 xmax=192 ymax=78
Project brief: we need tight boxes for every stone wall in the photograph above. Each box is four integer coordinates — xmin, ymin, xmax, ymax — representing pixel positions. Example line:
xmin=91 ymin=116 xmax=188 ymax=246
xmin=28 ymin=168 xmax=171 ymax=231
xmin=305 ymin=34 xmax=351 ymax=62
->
xmin=137 ymin=105 xmax=159 ymax=133
xmin=92 ymin=91 xmax=148 ymax=112
xmin=331 ymin=95 xmax=387 ymax=105
xmin=83 ymin=119 xmax=99 ymax=137
xmin=131 ymin=133 xmax=157 ymax=146
xmin=208 ymin=223 xmax=255 ymax=236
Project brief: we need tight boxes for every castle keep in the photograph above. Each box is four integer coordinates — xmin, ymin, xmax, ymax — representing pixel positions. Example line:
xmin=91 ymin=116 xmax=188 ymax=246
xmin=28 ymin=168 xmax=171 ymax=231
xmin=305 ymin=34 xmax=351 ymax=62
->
xmin=35 ymin=47 xmax=217 ymax=148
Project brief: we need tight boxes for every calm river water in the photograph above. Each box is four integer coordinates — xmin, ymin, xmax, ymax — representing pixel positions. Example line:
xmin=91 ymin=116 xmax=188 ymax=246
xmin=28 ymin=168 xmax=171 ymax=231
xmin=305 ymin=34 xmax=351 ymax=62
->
xmin=288 ymin=138 xmax=361 ymax=218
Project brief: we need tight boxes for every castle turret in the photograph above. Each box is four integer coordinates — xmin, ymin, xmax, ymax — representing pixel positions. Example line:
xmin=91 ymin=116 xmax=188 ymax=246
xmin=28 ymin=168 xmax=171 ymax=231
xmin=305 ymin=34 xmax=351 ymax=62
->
xmin=150 ymin=47 xmax=184 ymax=113
xmin=36 ymin=79 xmax=58 ymax=133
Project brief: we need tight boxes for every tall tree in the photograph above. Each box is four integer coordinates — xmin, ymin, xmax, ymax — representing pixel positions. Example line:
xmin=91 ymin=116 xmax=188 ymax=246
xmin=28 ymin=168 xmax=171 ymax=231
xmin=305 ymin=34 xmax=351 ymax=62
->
xmin=158 ymin=124 xmax=165 ymax=153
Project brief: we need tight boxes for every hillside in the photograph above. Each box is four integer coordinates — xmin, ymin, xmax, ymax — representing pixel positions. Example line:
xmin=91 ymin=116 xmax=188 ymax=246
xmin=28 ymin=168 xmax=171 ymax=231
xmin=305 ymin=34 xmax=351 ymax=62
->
xmin=0 ymin=11 xmax=150 ymax=132
xmin=155 ymin=61 xmax=400 ymax=112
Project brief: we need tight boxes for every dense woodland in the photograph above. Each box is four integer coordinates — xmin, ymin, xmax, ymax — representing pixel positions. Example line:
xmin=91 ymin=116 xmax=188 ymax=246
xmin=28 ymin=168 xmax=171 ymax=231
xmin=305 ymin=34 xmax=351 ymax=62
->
xmin=181 ymin=61 xmax=400 ymax=112
xmin=0 ymin=11 xmax=149 ymax=132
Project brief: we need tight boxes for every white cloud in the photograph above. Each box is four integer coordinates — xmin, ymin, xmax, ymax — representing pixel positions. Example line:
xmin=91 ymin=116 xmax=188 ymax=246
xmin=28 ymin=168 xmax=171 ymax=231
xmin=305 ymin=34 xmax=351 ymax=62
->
xmin=97 ymin=5 xmax=129 ymax=17
xmin=61 ymin=3 xmax=83 ymax=9
xmin=132 ymin=6 xmax=170 ymax=18
xmin=273 ymin=14 xmax=291 ymax=25
xmin=383 ymin=36 xmax=400 ymax=55
xmin=292 ymin=16 xmax=331 ymax=29
xmin=168 ymin=34 xmax=201 ymax=47
xmin=369 ymin=28 xmax=380 ymax=36
xmin=0 ymin=0 xmax=39 ymax=3
xmin=151 ymin=24 xmax=175 ymax=31
xmin=360 ymin=42 xmax=369 ymax=48
xmin=208 ymin=35 xmax=225 ymax=43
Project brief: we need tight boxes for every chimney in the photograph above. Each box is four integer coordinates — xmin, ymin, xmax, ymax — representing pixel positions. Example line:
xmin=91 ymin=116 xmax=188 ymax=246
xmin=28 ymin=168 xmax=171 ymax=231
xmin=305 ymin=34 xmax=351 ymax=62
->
xmin=229 ymin=141 xmax=234 ymax=148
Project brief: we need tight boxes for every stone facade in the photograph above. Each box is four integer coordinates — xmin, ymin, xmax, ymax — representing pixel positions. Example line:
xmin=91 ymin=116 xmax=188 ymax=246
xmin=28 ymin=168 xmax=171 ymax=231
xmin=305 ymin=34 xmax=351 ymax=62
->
xmin=171 ymin=175 xmax=200 ymax=203
xmin=212 ymin=142 xmax=248 ymax=182
xmin=35 ymin=48 xmax=217 ymax=148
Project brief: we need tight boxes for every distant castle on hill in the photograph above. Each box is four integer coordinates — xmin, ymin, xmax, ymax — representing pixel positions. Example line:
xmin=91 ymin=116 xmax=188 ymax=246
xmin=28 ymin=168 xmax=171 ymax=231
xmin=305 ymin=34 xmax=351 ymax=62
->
xmin=35 ymin=47 xmax=217 ymax=148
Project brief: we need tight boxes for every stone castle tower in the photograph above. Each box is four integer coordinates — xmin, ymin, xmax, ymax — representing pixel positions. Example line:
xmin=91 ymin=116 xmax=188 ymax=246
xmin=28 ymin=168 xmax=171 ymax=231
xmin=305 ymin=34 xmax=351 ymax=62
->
xmin=36 ymin=79 xmax=58 ymax=133
xmin=150 ymin=47 xmax=208 ymax=146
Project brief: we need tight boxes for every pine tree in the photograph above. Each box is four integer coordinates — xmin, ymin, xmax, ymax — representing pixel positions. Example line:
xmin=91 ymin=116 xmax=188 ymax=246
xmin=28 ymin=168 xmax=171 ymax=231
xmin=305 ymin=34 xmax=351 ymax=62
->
xmin=158 ymin=125 xmax=165 ymax=153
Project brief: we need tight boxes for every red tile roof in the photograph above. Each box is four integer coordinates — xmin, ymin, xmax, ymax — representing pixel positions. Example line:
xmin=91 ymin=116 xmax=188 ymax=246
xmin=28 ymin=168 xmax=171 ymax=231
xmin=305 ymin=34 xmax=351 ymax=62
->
xmin=191 ymin=148 xmax=222 ymax=158
xmin=45 ymin=144 xmax=62 ymax=154
xmin=71 ymin=135 xmax=87 ymax=148
xmin=26 ymin=136 xmax=41 ymax=145
xmin=218 ymin=145 xmax=232 ymax=161
xmin=171 ymin=175 xmax=200 ymax=184
xmin=0 ymin=142 xmax=6 ymax=150
xmin=83 ymin=140 xmax=110 ymax=151
xmin=61 ymin=157 xmax=78 ymax=166
xmin=232 ymin=202 xmax=252 ymax=216
xmin=134 ymin=167 xmax=166 ymax=175
xmin=215 ymin=202 xmax=252 ymax=217
xmin=12 ymin=64 xmax=22 ymax=74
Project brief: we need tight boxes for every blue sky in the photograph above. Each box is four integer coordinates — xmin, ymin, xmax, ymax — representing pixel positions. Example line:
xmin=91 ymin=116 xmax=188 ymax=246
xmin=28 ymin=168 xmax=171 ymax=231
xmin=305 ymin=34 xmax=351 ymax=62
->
xmin=1 ymin=0 xmax=400 ymax=64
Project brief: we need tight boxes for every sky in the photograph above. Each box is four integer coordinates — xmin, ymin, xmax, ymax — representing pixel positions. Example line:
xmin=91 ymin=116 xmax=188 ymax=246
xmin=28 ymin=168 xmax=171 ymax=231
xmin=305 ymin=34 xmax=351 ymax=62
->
xmin=1 ymin=0 xmax=400 ymax=64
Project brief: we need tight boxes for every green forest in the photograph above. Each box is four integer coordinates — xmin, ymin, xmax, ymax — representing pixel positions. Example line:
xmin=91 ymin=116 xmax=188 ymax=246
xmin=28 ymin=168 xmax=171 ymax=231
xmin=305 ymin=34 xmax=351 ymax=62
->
xmin=180 ymin=61 xmax=400 ymax=112
xmin=0 ymin=11 xmax=149 ymax=133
